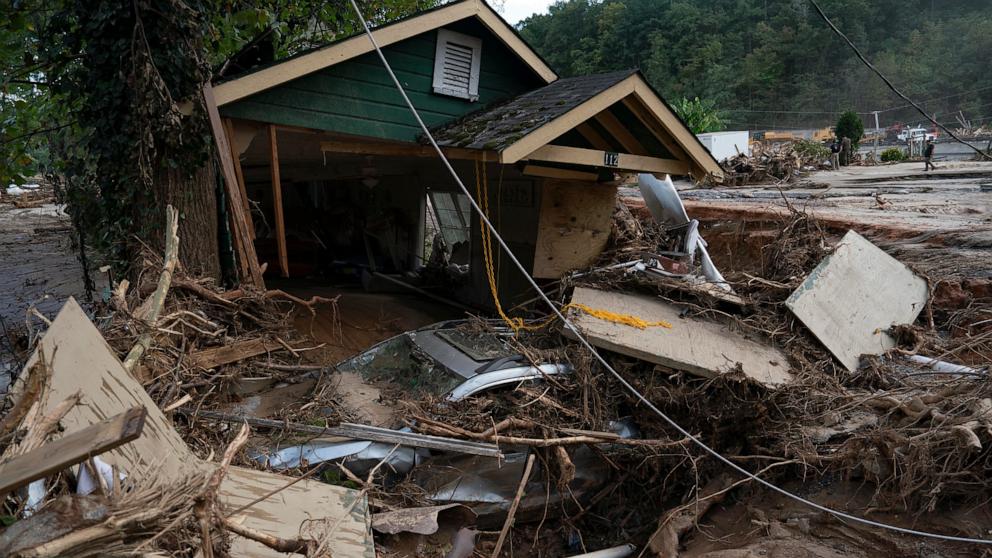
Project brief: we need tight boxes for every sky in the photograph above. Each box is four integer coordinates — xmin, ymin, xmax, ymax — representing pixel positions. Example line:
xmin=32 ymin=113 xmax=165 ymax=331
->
xmin=496 ymin=0 xmax=556 ymax=24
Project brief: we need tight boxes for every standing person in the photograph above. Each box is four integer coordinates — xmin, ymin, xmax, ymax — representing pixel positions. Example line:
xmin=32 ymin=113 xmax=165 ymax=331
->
xmin=924 ymin=138 xmax=936 ymax=171
xmin=830 ymin=138 xmax=841 ymax=169
xmin=840 ymin=136 xmax=852 ymax=166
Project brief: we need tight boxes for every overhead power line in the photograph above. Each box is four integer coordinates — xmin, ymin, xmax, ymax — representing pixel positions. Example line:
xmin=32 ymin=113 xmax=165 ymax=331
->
xmin=877 ymin=84 xmax=992 ymax=113
xmin=809 ymin=0 xmax=990 ymax=160
xmin=349 ymin=0 xmax=992 ymax=546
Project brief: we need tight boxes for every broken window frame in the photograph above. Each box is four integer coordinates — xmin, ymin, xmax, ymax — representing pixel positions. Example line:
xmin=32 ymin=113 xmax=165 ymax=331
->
xmin=427 ymin=189 xmax=472 ymax=258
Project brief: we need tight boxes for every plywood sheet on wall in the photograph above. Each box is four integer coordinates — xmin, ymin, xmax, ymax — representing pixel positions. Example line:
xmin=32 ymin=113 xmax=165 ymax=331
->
xmin=532 ymin=180 xmax=616 ymax=278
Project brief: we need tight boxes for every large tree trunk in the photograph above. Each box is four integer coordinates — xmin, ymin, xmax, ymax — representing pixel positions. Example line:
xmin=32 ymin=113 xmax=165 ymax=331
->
xmin=155 ymin=157 xmax=221 ymax=281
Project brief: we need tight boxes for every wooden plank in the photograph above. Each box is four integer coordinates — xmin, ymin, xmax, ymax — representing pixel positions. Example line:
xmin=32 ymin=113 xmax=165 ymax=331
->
xmin=221 ymin=466 xmax=374 ymax=558
xmin=189 ymin=338 xmax=283 ymax=370
xmin=594 ymin=109 xmax=647 ymax=154
xmin=566 ymin=287 xmax=792 ymax=386
xmin=319 ymin=139 xmax=495 ymax=161
xmin=526 ymin=144 xmax=689 ymax=175
xmin=27 ymin=300 xmax=374 ymax=557
xmin=501 ymin=75 xmax=638 ymax=164
xmin=27 ymin=299 xmax=202 ymax=481
xmin=521 ymin=164 xmax=599 ymax=181
xmin=191 ymin=411 xmax=504 ymax=458
xmin=785 ymin=230 xmax=928 ymax=372
xmin=212 ymin=0 xmax=555 ymax=107
xmin=224 ymin=118 xmax=255 ymax=240
xmin=203 ymin=84 xmax=265 ymax=288
xmin=533 ymin=181 xmax=616 ymax=278
xmin=0 ymin=407 xmax=146 ymax=495
xmin=267 ymin=125 xmax=289 ymax=278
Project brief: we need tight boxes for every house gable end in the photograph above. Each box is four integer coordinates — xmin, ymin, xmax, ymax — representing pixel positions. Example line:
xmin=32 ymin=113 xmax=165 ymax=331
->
xmin=218 ymin=17 xmax=545 ymax=143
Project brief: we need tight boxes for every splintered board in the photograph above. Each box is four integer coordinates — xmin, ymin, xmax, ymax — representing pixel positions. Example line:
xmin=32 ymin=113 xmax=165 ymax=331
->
xmin=786 ymin=230 xmax=928 ymax=371
xmin=25 ymin=299 xmax=374 ymax=558
xmin=566 ymin=287 xmax=791 ymax=386
xmin=532 ymin=180 xmax=617 ymax=279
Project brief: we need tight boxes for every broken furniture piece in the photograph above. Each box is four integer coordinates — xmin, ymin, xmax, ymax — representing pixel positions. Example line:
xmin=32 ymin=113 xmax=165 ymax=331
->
xmin=785 ymin=230 xmax=928 ymax=371
xmin=566 ymin=286 xmax=791 ymax=386
xmin=24 ymin=298 xmax=375 ymax=557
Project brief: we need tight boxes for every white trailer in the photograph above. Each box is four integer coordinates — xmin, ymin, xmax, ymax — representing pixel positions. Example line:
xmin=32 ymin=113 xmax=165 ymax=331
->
xmin=696 ymin=131 xmax=750 ymax=162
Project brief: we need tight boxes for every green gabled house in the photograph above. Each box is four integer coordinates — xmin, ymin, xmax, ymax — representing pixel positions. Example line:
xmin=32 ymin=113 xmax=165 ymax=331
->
xmin=210 ymin=0 xmax=721 ymax=308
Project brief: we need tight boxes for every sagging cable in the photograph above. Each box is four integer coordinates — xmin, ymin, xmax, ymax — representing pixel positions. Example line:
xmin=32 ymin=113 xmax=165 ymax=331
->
xmin=346 ymin=0 xmax=992 ymax=546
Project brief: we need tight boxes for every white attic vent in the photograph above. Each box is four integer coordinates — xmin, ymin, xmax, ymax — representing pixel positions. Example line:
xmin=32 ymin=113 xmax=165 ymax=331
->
xmin=432 ymin=29 xmax=482 ymax=101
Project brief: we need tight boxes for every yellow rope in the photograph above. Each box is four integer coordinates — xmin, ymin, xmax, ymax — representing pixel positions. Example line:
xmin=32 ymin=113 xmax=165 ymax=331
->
xmin=474 ymin=159 xmax=672 ymax=333
xmin=563 ymin=303 xmax=672 ymax=330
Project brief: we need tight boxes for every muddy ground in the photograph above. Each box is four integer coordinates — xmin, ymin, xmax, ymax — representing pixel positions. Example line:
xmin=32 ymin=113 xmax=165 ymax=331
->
xmin=0 ymin=203 xmax=97 ymax=388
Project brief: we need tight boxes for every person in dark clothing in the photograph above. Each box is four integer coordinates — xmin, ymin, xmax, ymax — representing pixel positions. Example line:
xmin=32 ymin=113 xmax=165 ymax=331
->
xmin=829 ymin=139 xmax=841 ymax=169
xmin=924 ymin=138 xmax=936 ymax=171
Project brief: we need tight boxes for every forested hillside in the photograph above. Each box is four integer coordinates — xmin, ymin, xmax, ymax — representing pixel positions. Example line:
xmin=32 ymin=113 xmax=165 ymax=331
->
xmin=517 ymin=0 xmax=992 ymax=131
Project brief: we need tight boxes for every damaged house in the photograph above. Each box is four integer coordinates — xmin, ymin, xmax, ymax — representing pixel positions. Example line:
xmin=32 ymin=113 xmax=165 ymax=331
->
xmin=209 ymin=0 xmax=721 ymax=309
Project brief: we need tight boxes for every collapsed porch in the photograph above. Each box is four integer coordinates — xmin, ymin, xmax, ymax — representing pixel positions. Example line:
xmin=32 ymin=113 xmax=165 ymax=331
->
xmin=214 ymin=69 xmax=721 ymax=312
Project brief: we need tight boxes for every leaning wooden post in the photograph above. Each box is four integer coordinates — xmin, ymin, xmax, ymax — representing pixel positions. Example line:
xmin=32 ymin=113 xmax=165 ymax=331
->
xmin=203 ymin=83 xmax=264 ymax=288
xmin=123 ymin=205 xmax=179 ymax=373
xmin=268 ymin=125 xmax=289 ymax=278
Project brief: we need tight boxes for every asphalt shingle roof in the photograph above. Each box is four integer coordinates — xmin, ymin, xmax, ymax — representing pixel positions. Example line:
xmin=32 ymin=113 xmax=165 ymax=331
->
xmin=428 ymin=69 xmax=638 ymax=151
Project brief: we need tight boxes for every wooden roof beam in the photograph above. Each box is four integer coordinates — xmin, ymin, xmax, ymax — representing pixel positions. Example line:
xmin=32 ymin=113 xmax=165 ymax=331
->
xmin=620 ymin=97 xmax=688 ymax=163
xmin=500 ymin=76 xmax=639 ymax=164
xmin=593 ymin=109 xmax=647 ymax=155
xmin=575 ymin=122 xmax=613 ymax=151
xmin=320 ymin=139 xmax=496 ymax=161
xmin=525 ymin=145 xmax=688 ymax=175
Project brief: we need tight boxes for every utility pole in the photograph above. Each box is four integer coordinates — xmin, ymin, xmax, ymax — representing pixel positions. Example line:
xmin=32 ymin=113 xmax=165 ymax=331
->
xmin=873 ymin=110 xmax=880 ymax=158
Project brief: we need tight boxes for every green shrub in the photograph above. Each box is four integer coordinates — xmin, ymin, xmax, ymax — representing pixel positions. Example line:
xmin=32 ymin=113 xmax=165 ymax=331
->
xmin=835 ymin=110 xmax=865 ymax=149
xmin=880 ymin=147 xmax=907 ymax=162
xmin=673 ymin=97 xmax=726 ymax=134
xmin=793 ymin=139 xmax=830 ymax=160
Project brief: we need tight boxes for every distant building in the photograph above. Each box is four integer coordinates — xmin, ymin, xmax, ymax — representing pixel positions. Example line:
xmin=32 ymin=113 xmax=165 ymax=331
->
xmin=696 ymin=131 xmax=750 ymax=161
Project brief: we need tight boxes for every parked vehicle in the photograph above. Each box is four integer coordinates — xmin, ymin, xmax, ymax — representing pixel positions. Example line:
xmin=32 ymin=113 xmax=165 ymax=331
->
xmin=897 ymin=126 xmax=936 ymax=142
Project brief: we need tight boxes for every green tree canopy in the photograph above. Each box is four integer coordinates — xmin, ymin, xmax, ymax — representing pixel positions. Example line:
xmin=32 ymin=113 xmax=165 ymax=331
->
xmin=835 ymin=110 xmax=865 ymax=148
xmin=518 ymin=0 xmax=992 ymax=134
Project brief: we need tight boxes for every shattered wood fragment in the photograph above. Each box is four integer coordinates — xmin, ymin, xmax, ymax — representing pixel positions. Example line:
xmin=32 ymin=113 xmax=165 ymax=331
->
xmin=647 ymin=475 xmax=734 ymax=556
xmin=491 ymin=453 xmax=536 ymax=558
xmin=0 ymin=359 xmax=48 ymax=440
xmin=188 ymin=338 xmax=284 ymax=370
xmin=30 ymin=299 xmax=375 ymax=557
xmin=0 ymin=407 xmax=146 ymax=495
xmin=123 ymin=205 xmax=179 ymax=373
